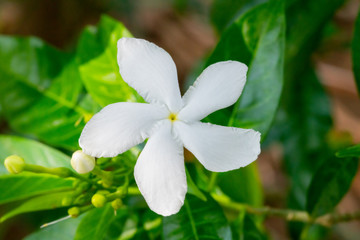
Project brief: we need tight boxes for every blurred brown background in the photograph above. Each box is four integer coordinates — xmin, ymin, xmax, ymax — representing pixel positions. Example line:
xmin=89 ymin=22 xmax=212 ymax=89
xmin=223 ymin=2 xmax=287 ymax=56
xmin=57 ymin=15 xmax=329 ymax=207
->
xmin=0 ymin=0 xmax=360 ymax=239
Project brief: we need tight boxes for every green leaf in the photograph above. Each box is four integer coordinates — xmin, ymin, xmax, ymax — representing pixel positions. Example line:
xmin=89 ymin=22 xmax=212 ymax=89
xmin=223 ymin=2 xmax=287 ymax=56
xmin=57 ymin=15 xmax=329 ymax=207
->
xmin=352 ymin=8 xmax=360 ymax=95
xmin=336 ymin=144 xmax=360 ymax=158
xmin=25 ymin=215 xmax=83 ymax=240
xmin=0 ymin=135 xmax=71 ymax=174
xmin=0 ymin=36 xmax=96 ymax=150
xmin=163 ymin=193 xmax=232 ymax=240
xmin=77 ymin=15 xmax=130 ymax=65
xmin=267 ymin=0 xmax=344 ymax=236
xmin=1 ymin=191 xmax=73 ymax=222
xmin=284 ymin=0 xmax=345 ymax=81
xmin=77 ymin=15 xmax=142 ymax=107
xmin=74 ymin=204 xmax=121 ymax=240
xmin=232 ymin=211 xmax=267 ymax=240
xmin=269 ymin=68 xmax=333 ymax=238
xmin=204 ymin=0 xmax=285 ymax=209
xmin=218 ymin=163 xmax=262 ymax=206
xmin=207 ymin=0 xmax=286 ymax=138
xmin=210 ymin=0 xmax=266 ymax=34
xmin=278 ymin=69 xmax=333 ymax=206
xmin=0 ymin=174 xmax=74 ymax=204
xmin=306 ymin=156 xmax=358 ymax=217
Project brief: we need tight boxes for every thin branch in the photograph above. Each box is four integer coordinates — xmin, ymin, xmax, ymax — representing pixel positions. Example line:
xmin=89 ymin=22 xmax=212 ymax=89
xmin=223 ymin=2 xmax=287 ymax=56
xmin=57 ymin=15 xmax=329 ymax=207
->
xmin=212 ymin=193 xmax=360 ymax=227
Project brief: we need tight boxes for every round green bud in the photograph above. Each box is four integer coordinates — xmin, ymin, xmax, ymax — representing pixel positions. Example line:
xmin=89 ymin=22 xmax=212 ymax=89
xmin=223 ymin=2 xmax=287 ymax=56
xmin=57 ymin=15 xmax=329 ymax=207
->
xmin=71 ymin=150 xmax=95 ymax=174
xmin=68 ymin=207 xmax=80 ymax=218
xmin=4 ymin=155 xmax=25 ymax=174
xmin=111 ymin=199 xmax=123 ymax=210
xmin=91 ymin=194 xmax=107 ymax=208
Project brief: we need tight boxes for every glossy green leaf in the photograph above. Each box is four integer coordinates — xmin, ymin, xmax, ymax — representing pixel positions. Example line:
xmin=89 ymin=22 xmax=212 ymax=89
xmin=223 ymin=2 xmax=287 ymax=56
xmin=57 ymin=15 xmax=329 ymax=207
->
xmin=210 ymin=0 xmax=266 ymax=34
xmin=0 ymin=135 xmax=71 ymax=174
xmin=352 ymin=8 xmax=360 ymax=95
xmin=163 ymin=193 xmax=232 ymax=240
xmin=204 ymin=0 xmax=285 ymax=209
xmin=1 ymin=191 xmax=73 ymax=222
xmin=77 ymin=15 xmax=142 ymax=107
xmin=270 ymin=68 xmax=333 ymax=238
xmin=77 ymin=15 xmax=130 ymax=65
xmin=74 ymin=204 xmax=125 ymax=240
xmin=0 ymin=174 xmax=74 ymax=204
xmin=336 ymin=144 xmax=360 ymax=158
xmin=218 ymin=163 xmax=262 ymax=206
xmin=25 ymin=215 xmax=83 ymax=240
xmin=284 ymin=0 xmax=345 ymax=81
xmin=207 ymin=0 xmax=285 ymax=138
xmin=306 ymin=157 xmax=358 ymax=217
xmin=0 ymin=36 xmax=96 ymax=150
xmin=232 ymin=211 xmax=267 ymax=240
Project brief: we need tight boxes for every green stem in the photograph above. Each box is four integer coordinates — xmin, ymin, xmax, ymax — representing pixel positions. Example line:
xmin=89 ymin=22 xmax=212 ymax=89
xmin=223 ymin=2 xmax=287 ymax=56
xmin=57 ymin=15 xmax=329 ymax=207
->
xmin=24 ymin=164 xmax=95 ymax=185
xmin=128 ymin=187 xmax=141 ymax=195
xmin=92 ymin=166 xmax=113 ymax=186
xmin=207 ymin=172 xmax=219 ymax=192
xmin=212 ymin=193 xmax=360 ymax=227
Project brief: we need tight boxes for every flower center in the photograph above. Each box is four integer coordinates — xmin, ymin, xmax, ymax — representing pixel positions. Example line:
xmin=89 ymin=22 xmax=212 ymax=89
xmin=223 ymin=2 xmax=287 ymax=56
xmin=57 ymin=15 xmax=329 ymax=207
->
xmin=168 ymin=113 xmax=177 ymax=122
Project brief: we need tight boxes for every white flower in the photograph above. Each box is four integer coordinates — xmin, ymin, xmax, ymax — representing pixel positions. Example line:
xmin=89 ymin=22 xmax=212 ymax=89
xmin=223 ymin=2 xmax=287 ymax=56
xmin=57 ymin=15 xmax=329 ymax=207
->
xmin=79 ymin=38 xmax=261 ymax=216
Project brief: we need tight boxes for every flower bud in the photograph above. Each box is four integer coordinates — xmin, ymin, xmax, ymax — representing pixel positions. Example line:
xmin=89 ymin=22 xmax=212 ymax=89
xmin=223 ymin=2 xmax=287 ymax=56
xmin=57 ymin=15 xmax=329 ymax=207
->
xmin=91 ymin=193 xmax=107 ymax=208
xmin=68 ymin=207 xmax=80 ymax=218
xmin=71 ymin=150 xmax=95 ymax=174
xmin=4 ymin=155 xmax=25 ymax=174
xmin=111 ymin=199 xmax=123 ymax=210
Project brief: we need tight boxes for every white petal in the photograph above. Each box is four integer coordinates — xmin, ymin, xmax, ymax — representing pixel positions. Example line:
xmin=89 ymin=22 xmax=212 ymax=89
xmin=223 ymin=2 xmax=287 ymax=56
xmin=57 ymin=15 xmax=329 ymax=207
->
xmin=117 ymin=38 xmax=182 ymax=112
xmin=178 ymin=61 xmax=248 ymax=121
xmin=174 ymin=121 xmax=261 ymax=172
xmin=79 ymin=102 xmax=168 ymax=158
xmin=135 ymin=120 xmax=187 ymax=216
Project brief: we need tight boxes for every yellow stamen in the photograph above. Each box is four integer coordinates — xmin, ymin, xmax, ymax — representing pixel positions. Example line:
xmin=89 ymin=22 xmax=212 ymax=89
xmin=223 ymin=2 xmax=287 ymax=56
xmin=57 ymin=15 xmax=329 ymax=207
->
xmin=168 ymin=113 xmax=177 ymax=122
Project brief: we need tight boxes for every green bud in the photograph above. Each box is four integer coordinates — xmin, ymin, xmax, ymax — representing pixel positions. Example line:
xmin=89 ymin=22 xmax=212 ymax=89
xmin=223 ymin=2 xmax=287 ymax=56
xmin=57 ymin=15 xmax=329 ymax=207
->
xmin=68 ymin=207 xmax=80 ymax=218
xmin=111 ymin=199 xmax=123 ymax=210
xmin=71 ymin=150 xmax=95 ymax=174
xmin=91 ymin=193 xmax=107 ymax=208
xmin=4 ymin=155 xmax=25 ymax=174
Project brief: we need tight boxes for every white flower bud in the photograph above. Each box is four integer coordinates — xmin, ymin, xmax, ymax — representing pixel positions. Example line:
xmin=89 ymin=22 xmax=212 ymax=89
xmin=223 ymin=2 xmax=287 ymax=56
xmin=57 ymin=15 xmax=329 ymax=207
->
xmin=4 ymin=155 xmax=25 ymax=174
xmin=71 ymin=150 xmax=95 ymax=174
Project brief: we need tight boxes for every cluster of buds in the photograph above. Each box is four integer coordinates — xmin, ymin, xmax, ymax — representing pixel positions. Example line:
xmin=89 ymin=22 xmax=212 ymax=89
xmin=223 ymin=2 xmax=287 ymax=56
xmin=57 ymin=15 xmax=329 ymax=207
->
xmin=4 ymin=150 xmax=132 ymax=220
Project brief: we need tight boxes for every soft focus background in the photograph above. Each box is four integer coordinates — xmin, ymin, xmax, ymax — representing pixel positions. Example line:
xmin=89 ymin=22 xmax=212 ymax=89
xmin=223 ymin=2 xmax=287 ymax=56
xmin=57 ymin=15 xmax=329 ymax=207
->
xmin=0 ymin=0 xmax=360 ymax=239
